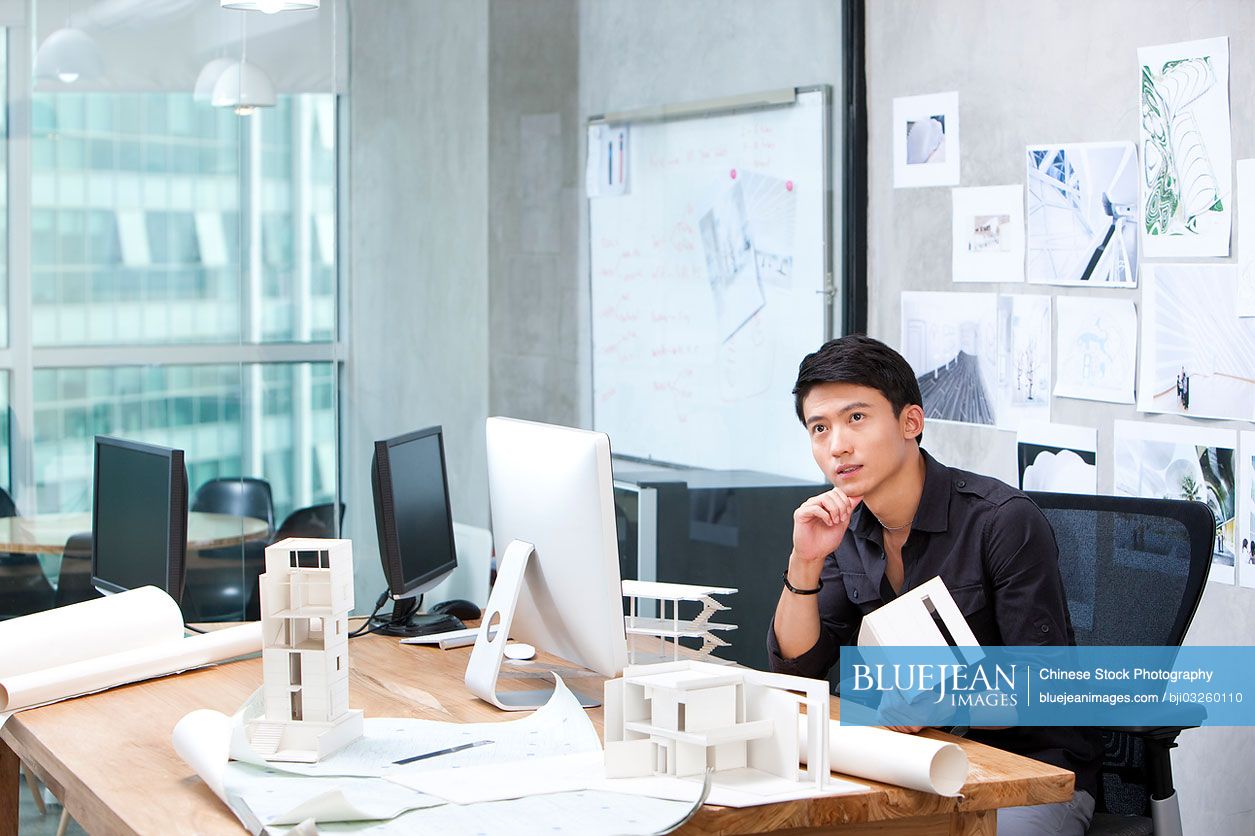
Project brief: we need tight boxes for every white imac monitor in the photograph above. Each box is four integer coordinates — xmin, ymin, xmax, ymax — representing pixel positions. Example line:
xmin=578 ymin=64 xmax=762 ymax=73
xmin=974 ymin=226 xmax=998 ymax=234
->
xmin=466 ymin=417 xmax=628 ymax=709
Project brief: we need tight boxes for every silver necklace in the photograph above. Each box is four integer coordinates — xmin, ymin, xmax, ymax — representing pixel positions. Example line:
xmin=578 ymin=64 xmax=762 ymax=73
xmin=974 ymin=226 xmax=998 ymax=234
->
xmin=876 ymin=515 xmax=911 ymax=533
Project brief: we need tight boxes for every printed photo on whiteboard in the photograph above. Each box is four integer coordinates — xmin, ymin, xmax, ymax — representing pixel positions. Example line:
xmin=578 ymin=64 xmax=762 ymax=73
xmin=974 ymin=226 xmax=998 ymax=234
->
xmin=1017 ymin=422 xmax=1098 ymax=495
xmin=1114 ymin=420 xmax=1237 ymax=585
xmin=1025 ymin=142 xmax=1139 ymax=286
xmin=1139 ymin=36 xmax=1232 ymax=258
xmin=901 ymin=291 xmax=997 ymax=426
xmin=586 ymin=123 xmax=629 ymax=198
xmin=893 ymin=92 xmax=960 ymax=188
xmin=738 ymin=170 xmax=798 ymax=291
xmin=1054 ymin=296 xmax=1137 ymax=404
xmin=1238 ymin=160 xmax=1255 ymax=317
xmin=952 ymin=185 xmax=1025 ymax=283
xmin=1238 ymin=431 xmax=1255 ymax=589
xmin=699 ymin=180 xmax=765 ymax=343
xmin=1139 ymin=264 xmax=1255 ymax=421
xmin=995 ymin=294 xmax=1051 ymax=430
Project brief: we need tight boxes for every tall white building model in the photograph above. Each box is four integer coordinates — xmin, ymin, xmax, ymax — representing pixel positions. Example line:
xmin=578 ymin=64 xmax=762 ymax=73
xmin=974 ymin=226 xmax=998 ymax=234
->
xmin=246 ymin=537 xmax=363 ymax=763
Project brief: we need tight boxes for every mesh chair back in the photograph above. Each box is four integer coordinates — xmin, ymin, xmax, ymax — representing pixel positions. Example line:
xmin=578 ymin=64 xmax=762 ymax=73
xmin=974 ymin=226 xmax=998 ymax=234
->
xmin=191 ymin=477 xmax=275 ymax=533
xmin=1028 ymin=492 xmax=1213 ymax=648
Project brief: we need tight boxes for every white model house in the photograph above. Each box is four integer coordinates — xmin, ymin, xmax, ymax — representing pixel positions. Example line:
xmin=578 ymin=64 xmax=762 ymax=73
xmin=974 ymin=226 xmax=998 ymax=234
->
xmin=603 ymin=660 xmax=830 ymax=792
xmin=246 ymin=537 xmax=363 ymax=763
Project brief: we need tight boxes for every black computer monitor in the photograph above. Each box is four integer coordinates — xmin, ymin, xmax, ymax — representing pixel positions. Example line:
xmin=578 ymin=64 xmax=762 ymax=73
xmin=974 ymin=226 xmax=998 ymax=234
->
xmin=91 ymin=436 xmax=189 ymax=601
xmin=371 ymin=425 xmax=462 ymax=637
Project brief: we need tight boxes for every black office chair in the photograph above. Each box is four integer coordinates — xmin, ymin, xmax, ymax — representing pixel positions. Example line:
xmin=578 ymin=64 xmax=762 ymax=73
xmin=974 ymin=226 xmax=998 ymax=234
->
xmin=0 ymin=487 xmax=55 ymax=620
xmin=55 ymin=532 xmax=101 ymax=608
xmin=1029 ymin=492 xmax=1213 ymax=836
xmin=183 ymin=478 xmax=276 ymax=622
xmin=273 ymin=502 xmax=344 ymax=542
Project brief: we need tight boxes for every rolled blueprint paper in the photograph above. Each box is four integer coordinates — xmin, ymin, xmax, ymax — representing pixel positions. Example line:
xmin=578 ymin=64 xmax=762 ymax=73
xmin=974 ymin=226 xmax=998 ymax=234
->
xmin=0 ymin=585 xmax=184 ymax=677
xmin=799 ymin=718 xmax=968 ymax=797
xmin=0 ymin=622 xmax=263 ymax=713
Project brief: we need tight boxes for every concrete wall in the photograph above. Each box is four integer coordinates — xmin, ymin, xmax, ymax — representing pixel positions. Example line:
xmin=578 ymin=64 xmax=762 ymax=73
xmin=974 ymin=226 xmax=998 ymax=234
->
xmin=344 ymin=0 xmax=491 ymax=605
xmin=865 ymin=2 xmax=1255 ymax=831
xmin=577 ymin=0 xmax=845 ymax=425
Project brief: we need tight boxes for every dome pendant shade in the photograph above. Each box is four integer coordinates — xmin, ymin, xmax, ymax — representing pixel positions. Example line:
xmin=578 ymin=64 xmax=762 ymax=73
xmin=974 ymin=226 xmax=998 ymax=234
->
xmin=34 ymin=27 xmax=104 ymax=84
xmin=220 ymin=0 xmax=320 ymax=12
xmin=194 ymin=58 xmax=236 ymax=104
xmin=211 ymin=59 xmax=277 ymax=115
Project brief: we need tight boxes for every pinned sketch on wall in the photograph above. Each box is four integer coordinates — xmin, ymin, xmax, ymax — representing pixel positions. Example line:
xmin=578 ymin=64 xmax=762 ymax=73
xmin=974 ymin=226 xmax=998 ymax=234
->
xmin=698 ymin=171 xmax=799 ymax=343
xmin=1054 ymin=296 xmax=1137 ymax=404
xmin=1017 ymin=422 xmax=1097 ymax=495
xmin=893 ymin=92 xmax=960 ymax=188
xmin=1114 ymin=420 xmax=1238 ymax=585
xmin=1139 ymin=264 xmax=1255 ymax=421
xmin=1025 ymin=142 xmax=1139 ymax=286
xmin=1238 ymin=432 xmax=1255 ymax=590
xmin=994 ymin=294 xmax=1051 ymax=430
xmin=952 ymin=185 xmax=1024 ymax=283
xmin=1138 ymin=37 xmax=1232 ymax=258
xmin=901 ymin=291 xmax=997 ymax=426
xmin=1238 ymin=160 xmax=1255 ymax=317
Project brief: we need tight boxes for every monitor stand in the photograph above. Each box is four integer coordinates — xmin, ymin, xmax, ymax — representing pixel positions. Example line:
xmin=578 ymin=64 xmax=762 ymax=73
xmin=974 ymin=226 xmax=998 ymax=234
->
xmin=464 ymin=539 xmax=601 ymax=711
xmin=371 ymin=597 xmax=464 ymax=638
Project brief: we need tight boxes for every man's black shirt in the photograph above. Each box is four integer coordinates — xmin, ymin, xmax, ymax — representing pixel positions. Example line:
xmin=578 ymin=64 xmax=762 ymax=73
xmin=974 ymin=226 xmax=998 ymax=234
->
xmin=767 ymin=449 xmax=1102 ymax=797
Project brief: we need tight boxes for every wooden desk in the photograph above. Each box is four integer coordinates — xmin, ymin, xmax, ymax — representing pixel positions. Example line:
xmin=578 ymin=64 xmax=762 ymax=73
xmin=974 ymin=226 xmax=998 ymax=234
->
xmin=0 ymin=635 xmax=1074 ymax=836
xmin=0 ymin=512 xmax=270 ymax=556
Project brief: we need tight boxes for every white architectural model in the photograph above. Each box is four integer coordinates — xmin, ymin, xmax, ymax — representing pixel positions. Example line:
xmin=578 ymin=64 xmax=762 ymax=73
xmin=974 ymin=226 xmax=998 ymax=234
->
xmin=603 ymin=660 xmax=830 ymax=793
xmin=621 ymin=580 xmax=737 ymax=665
xmin=246 ymin=538 xmax=363 ymax=763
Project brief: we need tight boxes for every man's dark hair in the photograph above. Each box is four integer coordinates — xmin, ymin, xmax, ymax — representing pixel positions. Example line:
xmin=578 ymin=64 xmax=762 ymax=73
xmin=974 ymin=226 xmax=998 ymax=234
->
xmin=792 ymin=334 xmax=924 ymax=442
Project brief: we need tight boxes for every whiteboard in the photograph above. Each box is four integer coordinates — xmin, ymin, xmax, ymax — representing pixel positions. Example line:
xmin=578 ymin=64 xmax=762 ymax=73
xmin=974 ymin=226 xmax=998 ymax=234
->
xmin=589 ymin=88 xmax=830 ymax=480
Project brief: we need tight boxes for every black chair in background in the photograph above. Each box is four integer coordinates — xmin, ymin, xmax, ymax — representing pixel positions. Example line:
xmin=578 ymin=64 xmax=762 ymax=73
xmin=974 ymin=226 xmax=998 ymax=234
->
xmin=182 ymin=478 xmax=276 ymax=622
xmin=0 ymin=487 xmax=55 ymax=620
xmin=273 ymin=502 xmax=344 ymax=542
xmin=1029 ymin=491 xmax=1213 ymax=836
xmin=55 ymin=532 xmax=101 ymax=608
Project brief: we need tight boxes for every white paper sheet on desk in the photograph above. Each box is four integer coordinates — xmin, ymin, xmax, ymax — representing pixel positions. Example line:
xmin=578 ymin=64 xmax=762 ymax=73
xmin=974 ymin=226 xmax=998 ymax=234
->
xmin=391 ymin=750 xmax=868 ymax=809
xmin=265 ymin=790 xmax=702 ymax=836
xmin=225 ymin=675 xmax=601 ymax=778
xmin=800 ymin=719 xmax=969 ymax=797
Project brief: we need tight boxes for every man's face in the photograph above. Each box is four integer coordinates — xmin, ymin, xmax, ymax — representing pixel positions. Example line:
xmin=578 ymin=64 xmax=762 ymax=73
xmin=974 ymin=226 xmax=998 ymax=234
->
xmin=800 ymin=382 xmax=920 ymax=498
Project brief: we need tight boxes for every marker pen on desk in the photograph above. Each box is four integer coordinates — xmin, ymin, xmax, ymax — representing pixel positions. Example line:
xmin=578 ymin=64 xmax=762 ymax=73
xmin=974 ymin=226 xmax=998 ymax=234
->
xmin=392 ymin=738 xmax=492 ymax=766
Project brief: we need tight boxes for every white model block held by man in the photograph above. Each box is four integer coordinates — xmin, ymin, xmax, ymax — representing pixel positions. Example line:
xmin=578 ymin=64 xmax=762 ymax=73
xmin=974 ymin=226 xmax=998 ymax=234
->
xmin=247 ymin=537 xmax=363 ymax=763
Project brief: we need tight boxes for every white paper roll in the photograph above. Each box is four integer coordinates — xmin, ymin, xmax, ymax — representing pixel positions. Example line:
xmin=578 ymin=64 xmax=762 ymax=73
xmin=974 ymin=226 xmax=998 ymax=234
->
xmin=799 ymin=718 xmax=968 ymax=797
xmin=0 ymin=585 xmax=184 ymax=677
xmin=0 ymin=622 xmax=262 ymax=713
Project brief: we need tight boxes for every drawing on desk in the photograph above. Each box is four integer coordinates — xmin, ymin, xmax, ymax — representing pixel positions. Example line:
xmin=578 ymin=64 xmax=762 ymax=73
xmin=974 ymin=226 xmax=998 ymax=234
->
xmin=1025 ymin=142 xmax=1139 ymax=286
xmin=951 ymin=184 xmax=1024 ymax=283
xmin=1114 ymin=419 xmax=1237 ymax=585
xmin=1017 ymin=422 xmax=1098 ymax=495
xmin=1238 ymin=432 xmax=1255 ymax=590
xmin=1139 ymin=37 xmax=1231 ymax=258
xmin=901 ymin=290 xmax=998 ymax=426
xmin=1139 ymin=264 xmax=1255 ymax=421
xmin=1054 ymin=296 xmax=1137 ymax=404
xmin=994 ymin=293 xmax=1051 ymax=431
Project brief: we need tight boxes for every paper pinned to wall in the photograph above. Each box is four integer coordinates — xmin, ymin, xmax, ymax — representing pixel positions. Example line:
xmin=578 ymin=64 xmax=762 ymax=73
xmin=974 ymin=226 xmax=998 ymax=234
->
xmin=1139 ymin=264 xmax=1255 ymax=421
xmin=1025 ymin=142 xmax=1139 ymax=286
xmin=1114 ymin=419 xmax=1237 ymax=586
xmin=1017 ymin=422 xmax=1098 ymax=495
xmin=893 ymin=91 xmax=960 ymax=188
xmin=586 ymin=123 xmax=629 ymax=198
xmin=1139 ymin=37 xmax=1232 ymax=258
xmin=1239 ymin=160 xmax=1255 ymax=317
xmin=951 ymin=185 xmax=1024 ymax=283
xmin=901 ymin=291 xmax=998 ymax=427
xmin=995 ymin=294 xmax=1052 ymax=431
xmin=1053 ymin=296 xmax=1137 ymax=404
xmin=1238 ymin=432 xmax=1255 ymax=591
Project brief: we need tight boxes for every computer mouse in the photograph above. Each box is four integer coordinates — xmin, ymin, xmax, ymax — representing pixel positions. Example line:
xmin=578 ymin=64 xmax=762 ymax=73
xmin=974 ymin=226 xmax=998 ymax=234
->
xmin=504 ymin=642 xmax=536 ymax=661
xmin=428 ymin=598 xmax=482 ymax=621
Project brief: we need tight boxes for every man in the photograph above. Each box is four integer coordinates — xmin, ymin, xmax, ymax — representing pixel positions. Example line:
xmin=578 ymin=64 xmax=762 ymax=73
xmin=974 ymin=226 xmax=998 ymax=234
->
xmin=769 ymin=335 xmax=1101 ymax=836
